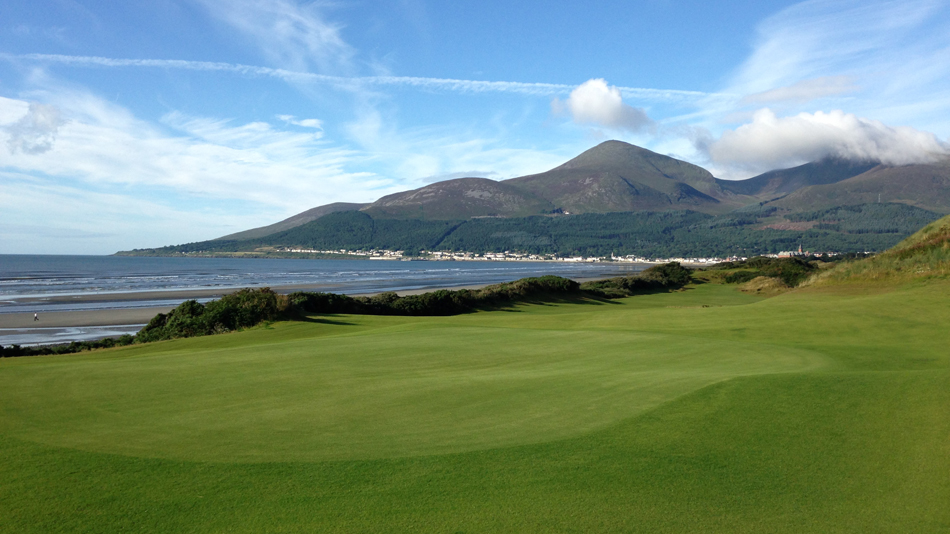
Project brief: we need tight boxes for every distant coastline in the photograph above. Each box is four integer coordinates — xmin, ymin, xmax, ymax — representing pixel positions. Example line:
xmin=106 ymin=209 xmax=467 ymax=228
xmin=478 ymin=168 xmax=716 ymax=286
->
xmin=114 ymin=248 xmax=743 ymax=265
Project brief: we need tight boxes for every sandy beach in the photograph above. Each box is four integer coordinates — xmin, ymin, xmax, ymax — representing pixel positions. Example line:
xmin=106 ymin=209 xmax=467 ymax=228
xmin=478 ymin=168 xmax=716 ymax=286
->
xmin=0 ymin=308 xmax=175 ymax=329
xmin=0 ymin=276 xmax=613 ymax=331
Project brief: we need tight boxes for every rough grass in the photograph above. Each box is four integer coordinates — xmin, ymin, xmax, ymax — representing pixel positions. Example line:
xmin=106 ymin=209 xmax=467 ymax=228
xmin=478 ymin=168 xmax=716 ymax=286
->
xmin=1 ymin=282 xmax=949 ymax=532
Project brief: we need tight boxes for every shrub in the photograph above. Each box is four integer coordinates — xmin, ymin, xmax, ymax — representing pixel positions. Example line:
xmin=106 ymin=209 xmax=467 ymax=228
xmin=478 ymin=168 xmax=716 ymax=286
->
xmin=136 ymin=288 xmax=288 ymax=343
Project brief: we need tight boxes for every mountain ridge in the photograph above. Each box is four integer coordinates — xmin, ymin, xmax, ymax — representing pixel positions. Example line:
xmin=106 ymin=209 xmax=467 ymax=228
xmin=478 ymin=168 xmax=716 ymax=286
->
xmin=716 ymin=157 xmax=880 ymax=200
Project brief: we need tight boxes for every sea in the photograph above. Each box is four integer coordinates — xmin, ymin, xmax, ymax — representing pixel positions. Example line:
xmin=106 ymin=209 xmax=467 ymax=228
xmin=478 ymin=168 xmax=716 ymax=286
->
xmin=0 ymin=255 xmax=647 ymax=346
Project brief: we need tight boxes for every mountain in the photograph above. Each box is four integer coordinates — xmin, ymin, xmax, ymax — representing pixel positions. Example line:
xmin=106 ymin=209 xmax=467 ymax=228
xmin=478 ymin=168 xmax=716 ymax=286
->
xmin=225 ymin=143 xmax=950 ymax=235
xmin=360 ymin=177 xmax=554 ymax=219
xmin=765 ymin=160 xmax=950 ymax=214
xmin=717 ymin=157 xmax=879 ymax=200
xmin=359 ymin=141 xmax=746 ymax=220
xmin=217 ymin=202 xmax=369 ymax=240
xmin=504 ymin=141 xmax=736 ymax=214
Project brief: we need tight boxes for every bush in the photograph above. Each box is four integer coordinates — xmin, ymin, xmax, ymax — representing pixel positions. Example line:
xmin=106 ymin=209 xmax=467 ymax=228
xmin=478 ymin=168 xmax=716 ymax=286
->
xmin=137 ymin=288 xmax=288 ymax=343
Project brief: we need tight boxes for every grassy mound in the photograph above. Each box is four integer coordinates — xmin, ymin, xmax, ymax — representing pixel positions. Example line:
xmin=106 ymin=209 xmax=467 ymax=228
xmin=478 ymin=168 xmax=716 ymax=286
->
xmin=738 ymin=275 xmax=790 ymax=295
xmin=805 ymin=213 xmax=950 ymax=286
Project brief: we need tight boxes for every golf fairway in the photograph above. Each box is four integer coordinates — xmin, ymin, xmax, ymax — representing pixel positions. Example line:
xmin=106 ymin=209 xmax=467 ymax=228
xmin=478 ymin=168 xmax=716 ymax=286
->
xmin=1 ymin=282 xmax=948 ymax=532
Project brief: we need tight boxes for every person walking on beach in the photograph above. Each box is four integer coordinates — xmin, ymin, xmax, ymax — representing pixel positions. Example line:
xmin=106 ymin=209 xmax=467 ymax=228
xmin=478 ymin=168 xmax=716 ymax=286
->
xmin=34 ymin=313 xmax=38 ymax=322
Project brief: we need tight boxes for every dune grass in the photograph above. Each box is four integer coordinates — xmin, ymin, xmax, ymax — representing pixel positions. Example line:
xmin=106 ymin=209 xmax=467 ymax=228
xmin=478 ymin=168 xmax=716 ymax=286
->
xmin=806 ymin=213 xmax=950 ymax=286
xmin=1 ymin=281 xmax=949 ymax=532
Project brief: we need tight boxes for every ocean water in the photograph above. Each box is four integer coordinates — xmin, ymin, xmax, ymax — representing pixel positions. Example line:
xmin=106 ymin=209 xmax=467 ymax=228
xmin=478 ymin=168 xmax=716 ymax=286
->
xmin=0 ymin=255 xmax=646 ymax=346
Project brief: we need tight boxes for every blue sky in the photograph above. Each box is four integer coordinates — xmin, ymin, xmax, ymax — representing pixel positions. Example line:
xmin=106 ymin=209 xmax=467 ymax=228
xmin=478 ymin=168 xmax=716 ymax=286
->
xmin=2 ymin=0 xmax=949 ymax=254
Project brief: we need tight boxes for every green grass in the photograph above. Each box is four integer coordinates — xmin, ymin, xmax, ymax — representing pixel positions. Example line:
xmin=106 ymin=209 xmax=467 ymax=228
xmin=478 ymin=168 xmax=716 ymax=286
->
xmin=2 ymin=282 xmax=949 ymax=532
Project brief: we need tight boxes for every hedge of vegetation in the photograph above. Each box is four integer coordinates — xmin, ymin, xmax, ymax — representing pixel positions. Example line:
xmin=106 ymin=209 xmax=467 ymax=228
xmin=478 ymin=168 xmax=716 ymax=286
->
xmin=288 ymin=275 xmax=581 ymax=316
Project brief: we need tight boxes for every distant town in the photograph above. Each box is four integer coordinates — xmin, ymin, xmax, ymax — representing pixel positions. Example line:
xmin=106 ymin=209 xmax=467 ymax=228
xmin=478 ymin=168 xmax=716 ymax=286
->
xmin=277 ymin=246 xmax=846 ymax=264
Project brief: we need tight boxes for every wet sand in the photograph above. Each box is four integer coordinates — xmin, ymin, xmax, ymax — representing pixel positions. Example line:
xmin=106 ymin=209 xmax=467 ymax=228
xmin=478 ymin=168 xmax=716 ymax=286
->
xmin=0 ymin=308 xmax=174 ymax=329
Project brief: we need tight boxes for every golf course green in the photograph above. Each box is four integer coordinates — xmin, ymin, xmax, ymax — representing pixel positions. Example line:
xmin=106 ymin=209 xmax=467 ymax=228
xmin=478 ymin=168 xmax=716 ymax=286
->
xmin=2 ymin=220 xmax=949 ymax=532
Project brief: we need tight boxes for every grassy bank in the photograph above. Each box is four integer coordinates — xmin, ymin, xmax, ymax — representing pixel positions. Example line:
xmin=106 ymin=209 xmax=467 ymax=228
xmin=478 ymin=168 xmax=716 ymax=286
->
xmin=1 ymin=273 xmax=949 ymax=531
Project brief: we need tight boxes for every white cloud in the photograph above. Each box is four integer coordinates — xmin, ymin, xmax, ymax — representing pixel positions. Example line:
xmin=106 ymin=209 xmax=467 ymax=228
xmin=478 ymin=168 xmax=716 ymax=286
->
xmin=708 ymin=108 xmax=949 ymax=174
xmin=194 ymin=0 xmax=355 ymax=73
xmin=553 ymin=79 xmax=654 ymax=132
xmin=4 ymin=102 xmax=66 ymax=154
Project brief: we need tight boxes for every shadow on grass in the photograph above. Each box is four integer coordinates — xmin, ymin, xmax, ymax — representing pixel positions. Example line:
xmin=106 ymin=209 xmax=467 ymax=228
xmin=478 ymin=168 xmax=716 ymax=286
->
xmin=294 ymin=315 xmax=357 ymax=326
xmin=476 ymin=288 xmax=684 ymax=313
xmin=481 ymin=293 xmax=618 ymax=313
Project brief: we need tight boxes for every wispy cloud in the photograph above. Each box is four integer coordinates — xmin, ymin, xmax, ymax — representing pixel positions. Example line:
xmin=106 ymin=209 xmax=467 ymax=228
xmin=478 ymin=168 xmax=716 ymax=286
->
xmin=742 ymin=76 xmax=859 ymax=105
xmin=729 ymin=0 xmax=947 ymax=96
xmin=0 ymin=94 xmax=384 ymax=213
xmin=194 ymin=0 xmax=355 ymax=73
xmin=0 ymin=88 xmax=576 ymax=248
xmin=1 ymin=53 xmax=722 ymax=104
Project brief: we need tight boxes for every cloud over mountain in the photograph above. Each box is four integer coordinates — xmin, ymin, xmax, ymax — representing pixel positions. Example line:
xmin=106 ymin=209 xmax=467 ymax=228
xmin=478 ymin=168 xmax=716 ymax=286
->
xmin=709 ymin=109 xmax=949 ymax=173
xmin=553 ymin=79 xmax=654 ymax=132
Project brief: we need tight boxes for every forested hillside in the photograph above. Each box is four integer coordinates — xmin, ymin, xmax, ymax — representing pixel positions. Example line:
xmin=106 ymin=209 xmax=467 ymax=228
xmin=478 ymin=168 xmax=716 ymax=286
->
xmin=121 ymin=203 xmax=941 ymax=258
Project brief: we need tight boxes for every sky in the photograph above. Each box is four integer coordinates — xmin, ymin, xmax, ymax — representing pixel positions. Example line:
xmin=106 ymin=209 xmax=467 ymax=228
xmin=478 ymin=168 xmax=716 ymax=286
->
xmin=1 ymin=0 xmax=949 ymax=254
